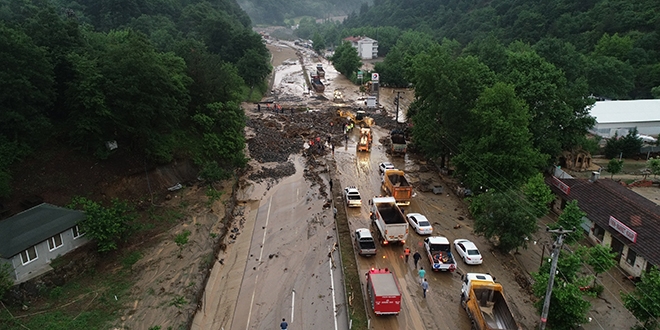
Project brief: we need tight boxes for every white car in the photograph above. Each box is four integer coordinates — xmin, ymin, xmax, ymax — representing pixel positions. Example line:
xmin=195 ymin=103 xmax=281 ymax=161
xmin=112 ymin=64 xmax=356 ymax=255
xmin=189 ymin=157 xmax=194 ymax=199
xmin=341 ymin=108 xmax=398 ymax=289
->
xmin=344 ymin=186 xmax=362 ymax=207
xmin=406 ymin=213 xmax=433 ymax=235
xmin=378 ymin=162 xmax=395 ymax=174
xmin=453 ymin=239 xmax=483 ymax=265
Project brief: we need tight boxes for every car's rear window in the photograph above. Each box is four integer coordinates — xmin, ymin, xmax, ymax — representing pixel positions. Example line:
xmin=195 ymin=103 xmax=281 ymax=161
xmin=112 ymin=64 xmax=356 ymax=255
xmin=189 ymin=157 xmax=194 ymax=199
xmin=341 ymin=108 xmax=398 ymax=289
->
xmin=419 ymin=221 xmax=430 ymax=227
xmin=468 ymin=250 xmax=480 ymax=255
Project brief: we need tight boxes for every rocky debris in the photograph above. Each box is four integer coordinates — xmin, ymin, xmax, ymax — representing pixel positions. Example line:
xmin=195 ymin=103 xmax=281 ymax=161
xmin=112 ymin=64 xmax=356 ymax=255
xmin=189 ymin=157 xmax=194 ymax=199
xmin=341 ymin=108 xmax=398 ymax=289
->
xmin=248 ymin=163 xmax=296 ymax=182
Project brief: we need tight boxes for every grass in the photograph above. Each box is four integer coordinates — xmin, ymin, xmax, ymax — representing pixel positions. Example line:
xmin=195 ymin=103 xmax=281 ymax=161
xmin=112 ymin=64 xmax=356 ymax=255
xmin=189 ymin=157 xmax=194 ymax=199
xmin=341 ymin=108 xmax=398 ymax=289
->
xmin=0 ymin=270 xmax=131 ymax=330
xmin=332 ymin=181 xmax=368 ymax=329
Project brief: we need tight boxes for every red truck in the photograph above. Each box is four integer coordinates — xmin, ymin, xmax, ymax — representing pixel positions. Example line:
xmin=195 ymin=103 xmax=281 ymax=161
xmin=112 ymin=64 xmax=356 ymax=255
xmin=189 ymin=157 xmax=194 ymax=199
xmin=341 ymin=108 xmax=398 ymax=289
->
xmin=366 ymin=268 xmax=402 ymax=315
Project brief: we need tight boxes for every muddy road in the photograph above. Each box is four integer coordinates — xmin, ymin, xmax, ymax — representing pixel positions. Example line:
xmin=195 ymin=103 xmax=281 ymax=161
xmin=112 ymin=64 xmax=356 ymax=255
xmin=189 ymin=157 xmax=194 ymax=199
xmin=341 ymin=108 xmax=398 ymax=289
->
xmin=192 ymin=37 xmax=543 ymax=330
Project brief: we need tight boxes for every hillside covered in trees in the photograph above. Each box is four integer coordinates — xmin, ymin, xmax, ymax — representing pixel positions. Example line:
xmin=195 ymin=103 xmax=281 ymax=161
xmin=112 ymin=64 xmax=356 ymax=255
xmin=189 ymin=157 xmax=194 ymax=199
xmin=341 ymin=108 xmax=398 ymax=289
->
xmin=302 ymin=0 xmax=660 ymax=100
xmin=0 ymin=0 xmax=271 ymax=198
xmin=237 ymin=0 xmax=367 ymax=25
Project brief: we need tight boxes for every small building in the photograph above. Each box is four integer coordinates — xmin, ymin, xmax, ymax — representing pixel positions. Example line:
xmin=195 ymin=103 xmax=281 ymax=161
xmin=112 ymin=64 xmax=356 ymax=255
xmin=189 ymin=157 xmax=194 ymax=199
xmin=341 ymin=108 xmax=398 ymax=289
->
xmin=343 ymin=36 xmax=378 ymax=60
xmin=589 ymin=99 xmax=660 ymax=138
xmin=0 ymin=203 xmax=88 ymax=283
xmin=546 ymin=175 xmax=660 ymax=278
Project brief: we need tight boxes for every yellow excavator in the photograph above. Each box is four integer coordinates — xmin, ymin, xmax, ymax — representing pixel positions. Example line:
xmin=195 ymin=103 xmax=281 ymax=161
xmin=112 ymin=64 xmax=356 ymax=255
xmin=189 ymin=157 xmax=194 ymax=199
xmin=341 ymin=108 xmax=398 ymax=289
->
xmin=337 ymin=107 xmax=374 ymax=128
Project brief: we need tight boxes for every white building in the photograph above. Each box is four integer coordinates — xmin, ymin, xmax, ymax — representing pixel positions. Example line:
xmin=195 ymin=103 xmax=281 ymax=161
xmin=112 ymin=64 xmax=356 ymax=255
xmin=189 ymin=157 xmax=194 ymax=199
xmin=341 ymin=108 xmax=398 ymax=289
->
xmin=589 ymin=99 xmax=660 ymax=138
xmin=344 ymin=36 xmax=378 ymax=60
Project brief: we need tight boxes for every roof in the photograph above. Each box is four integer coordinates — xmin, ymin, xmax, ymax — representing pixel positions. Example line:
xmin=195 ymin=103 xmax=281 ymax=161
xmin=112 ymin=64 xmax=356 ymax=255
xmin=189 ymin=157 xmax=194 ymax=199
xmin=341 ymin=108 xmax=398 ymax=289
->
xmin=355 ymin=228 xmax=373 ymax=238
xmin=590 ymin=100 xmax=660 ymax=124
xmin=427 ymin=236 xmax=450 ymax=244
xmin=0 ymin=203 xmax=86 ymax=258
xmin=344 ymin=36 xmax=362 ymax=42
xmin=369 ymin=271 xmax=400 ymax=296
xmin=546 ymin=177 xmax=660 ymax=266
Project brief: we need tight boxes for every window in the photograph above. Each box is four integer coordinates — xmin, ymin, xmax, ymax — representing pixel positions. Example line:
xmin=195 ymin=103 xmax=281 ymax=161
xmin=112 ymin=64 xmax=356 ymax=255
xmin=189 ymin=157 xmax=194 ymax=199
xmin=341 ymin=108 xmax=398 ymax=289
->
xmin=47 ymin=234 xmax=63 ymax=251
xmin=20 ymin=246 xmax=38 ymax=264
xmin=626 ymin=249 xmax=637 ymax=266
xmin=593 ymin=225 xmax=605 ymax=242
xmin=72 ymin=225 xmax=85 ymax=239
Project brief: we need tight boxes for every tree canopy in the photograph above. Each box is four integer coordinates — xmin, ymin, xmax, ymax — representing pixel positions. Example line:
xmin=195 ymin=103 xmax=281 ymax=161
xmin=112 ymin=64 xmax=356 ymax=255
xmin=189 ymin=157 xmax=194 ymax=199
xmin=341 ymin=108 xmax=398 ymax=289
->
xmin=0 ymin=0 xmax=270 ymax=197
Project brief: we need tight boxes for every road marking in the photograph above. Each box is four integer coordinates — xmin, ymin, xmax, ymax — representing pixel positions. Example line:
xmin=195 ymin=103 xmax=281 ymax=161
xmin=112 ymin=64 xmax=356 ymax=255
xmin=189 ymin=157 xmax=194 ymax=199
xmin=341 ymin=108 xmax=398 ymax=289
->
xmin=291 ymin=290 xmax=295 ymax=323
xmin=245 ymin=274 xmax=259 ymax=330
xmin=258 ymin=195 xmax=273 ymax=262
xmin=247 ymin=196 xmax=273 ymax=329
xmin=328 ymin=254 xmax=338 ymax=330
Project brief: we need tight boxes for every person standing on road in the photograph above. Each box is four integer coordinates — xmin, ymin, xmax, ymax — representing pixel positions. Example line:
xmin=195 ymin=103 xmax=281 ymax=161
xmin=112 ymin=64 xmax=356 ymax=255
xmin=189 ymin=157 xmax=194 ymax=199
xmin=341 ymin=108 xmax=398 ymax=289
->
xmin=404 ymin=247 xmax=411 ymax=262
xmin=329 ymin=179 xmax=333 ymax=192
xmin=421 ymin=279 xmax=429 ymax=298
xmin=280 ymin=318 xmax=288 ymax=329
xmin=413 ymin=251 xmax=422 ymax=268
xmin=418 ymin=267 xmax=426 ymax=284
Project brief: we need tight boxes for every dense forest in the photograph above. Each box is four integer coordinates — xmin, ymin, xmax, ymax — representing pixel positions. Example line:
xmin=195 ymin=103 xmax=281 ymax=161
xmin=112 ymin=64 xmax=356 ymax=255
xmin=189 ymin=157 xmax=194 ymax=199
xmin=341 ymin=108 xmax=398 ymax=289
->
xmin=297 ymin=0 xmax=660 ymax=100
xmin=0 ymin=0 xmax=271 ymax=198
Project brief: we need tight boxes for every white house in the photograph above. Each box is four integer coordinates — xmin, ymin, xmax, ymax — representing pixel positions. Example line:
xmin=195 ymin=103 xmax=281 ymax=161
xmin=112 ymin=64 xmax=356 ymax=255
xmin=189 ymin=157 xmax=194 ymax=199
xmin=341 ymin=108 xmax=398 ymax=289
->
xmin=344 ymin=36 xmax=378 ymax=60
xmin=0 ymin=203 xmax=88 ymax=283
xmin=589 ymin=99 xmax=660 ymax=138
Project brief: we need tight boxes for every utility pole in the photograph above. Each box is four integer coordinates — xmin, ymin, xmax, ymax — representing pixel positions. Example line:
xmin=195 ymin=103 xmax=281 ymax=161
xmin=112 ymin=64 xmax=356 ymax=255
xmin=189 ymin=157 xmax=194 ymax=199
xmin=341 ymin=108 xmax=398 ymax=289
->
xmin=395 ymin=90 xmax=404 ymax=124
xmin=539 ymin=227 xmax=575 ymax=330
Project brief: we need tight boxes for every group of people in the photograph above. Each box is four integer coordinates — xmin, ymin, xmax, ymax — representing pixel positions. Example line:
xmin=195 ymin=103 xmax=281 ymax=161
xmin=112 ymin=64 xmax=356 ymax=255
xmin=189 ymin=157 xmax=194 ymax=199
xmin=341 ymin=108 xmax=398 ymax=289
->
xmin=404 ymin=247 xmax=429 ymax=298
xmin=256 ymin=102 xmax=289 ymax=114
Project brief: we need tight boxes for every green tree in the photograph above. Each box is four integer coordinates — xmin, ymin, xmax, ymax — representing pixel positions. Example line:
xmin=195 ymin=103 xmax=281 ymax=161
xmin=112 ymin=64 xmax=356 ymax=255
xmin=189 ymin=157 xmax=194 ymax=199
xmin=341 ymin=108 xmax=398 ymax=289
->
xmin=579 ymin=245 xmax=617 ymax=285
xmin=469 ymin=190 xmax=537 ymax=253
xmin=550 ymin=200 xmax=586 ymax=244
xmin=532 ymin=269 xmax=591 ymax=330
xmin=623 ymin=267 xmax=660 ymax=330
xmin=648 ymin=157 xmax=660 ymax=178
xmin=409 ymin=44 xmax=496 ymax=168
xmin=453 ymin=83 xmax=548 ymax=191
xmin=0 ymin=262 xmax=13 ymax=300
xmin=585 ymin=55 xmax=635 ymax=99
xmin=68 ymin=197 xmax=136 ymax=253
xmin=374 ymin=30 xmax=437 ymax=87
xmin=607 ymin=158 xmax=624 ymax=179
xmin=330 ymin=41 xmax=361 ymax=78
xmin=604 ymin=129 xmax=643 ymax=159
xmin=312 ymin=32 xmax=326 ymax=55
xmin=522 ymin=173 xmax=554 ymax=218
xmin=236 ymin=48 xmax=271 ymax=89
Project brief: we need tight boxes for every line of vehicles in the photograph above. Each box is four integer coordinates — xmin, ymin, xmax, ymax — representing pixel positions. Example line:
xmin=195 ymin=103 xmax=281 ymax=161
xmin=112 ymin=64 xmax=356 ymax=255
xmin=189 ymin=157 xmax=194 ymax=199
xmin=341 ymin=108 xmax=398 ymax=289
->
xmin=344 ymin=158 xmax=521 ymax=328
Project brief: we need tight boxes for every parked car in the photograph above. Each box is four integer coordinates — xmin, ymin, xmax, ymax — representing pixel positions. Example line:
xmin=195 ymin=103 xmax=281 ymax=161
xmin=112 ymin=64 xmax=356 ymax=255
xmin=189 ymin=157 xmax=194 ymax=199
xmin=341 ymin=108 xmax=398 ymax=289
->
xmin=405 ymin=213 xmax=433 ymax=235
xmin=344 ymin=186 xmax=362 ymax=207
xmin=453 ymin=239 xmax=483 ymax=265
xmin=379 ymin=162 xmax=395 ymax=174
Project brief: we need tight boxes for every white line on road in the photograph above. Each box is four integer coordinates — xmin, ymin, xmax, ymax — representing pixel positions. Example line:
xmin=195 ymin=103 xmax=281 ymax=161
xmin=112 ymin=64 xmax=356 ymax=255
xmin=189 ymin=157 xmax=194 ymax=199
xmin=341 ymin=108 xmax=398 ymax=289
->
xmin=258 ymin=195 xmax=273 ymax=262
xmin=291 ymin=290 xmax=295 ymax=323
xmin=245 ymin=274 xmax=259 ymax=330
xmin=247 ymin=196 xmax=273 ymax=330
xmin=328 ymin=253 xmax=338 ymax=330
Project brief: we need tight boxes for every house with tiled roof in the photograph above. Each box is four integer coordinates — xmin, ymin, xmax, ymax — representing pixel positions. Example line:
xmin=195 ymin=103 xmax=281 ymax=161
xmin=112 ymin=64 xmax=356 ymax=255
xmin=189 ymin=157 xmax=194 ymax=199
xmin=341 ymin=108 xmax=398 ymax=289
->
xmin=545 ymin=174 xmax=660 ymax=278
xmin=0 ymin=203 xmax=88 ymax=283
xmin=343 ymin=36 xmax=378 ymax=60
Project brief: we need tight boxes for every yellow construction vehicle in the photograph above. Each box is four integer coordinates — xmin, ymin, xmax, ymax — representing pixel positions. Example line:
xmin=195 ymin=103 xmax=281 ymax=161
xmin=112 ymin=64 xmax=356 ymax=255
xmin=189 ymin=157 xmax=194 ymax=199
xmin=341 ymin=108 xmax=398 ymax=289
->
xmin=337 ymin=108 xmax=374 ymax=128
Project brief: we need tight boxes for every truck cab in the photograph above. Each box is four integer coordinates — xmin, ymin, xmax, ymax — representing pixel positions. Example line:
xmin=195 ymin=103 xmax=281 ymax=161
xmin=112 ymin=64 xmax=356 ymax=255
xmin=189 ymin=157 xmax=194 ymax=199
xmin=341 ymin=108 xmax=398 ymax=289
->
xmin=355 ymin=228 xmax=377 ymax=256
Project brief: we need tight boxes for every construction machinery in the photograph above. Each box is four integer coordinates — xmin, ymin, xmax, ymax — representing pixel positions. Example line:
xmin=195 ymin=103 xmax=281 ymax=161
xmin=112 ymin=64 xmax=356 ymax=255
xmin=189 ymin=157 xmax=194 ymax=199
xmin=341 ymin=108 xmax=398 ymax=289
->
xmin=337 ymin=108 xmax=374 ymax=128
xmin=357 ymin=127 xmax=373 ymax=152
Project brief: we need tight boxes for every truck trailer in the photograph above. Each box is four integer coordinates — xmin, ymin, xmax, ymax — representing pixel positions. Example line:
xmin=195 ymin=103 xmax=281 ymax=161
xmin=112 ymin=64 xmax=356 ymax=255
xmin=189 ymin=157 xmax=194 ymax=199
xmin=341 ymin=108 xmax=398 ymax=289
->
xmin=382 ymin=169 xmax=413 ymax=206
xmin=366 ymin=268 xmax=401 ymax=315
xmin=370 ymin=196 xmax=408 ymax=245
xmin=461 ymin=273 xmax=521 ymax=330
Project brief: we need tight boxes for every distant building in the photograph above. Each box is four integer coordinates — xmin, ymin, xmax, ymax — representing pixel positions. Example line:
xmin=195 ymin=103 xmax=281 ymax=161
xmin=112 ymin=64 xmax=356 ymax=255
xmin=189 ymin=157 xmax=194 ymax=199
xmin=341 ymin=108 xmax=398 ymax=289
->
xmin=343 ymin=36 xmax=378 ymax=60
xmin=546 ymin=175 xmax=660 ymax=278
xmin=589 ymin=99 xmax=660 ymax=138
xmin=0 ymin=203 xmax=88 ymax=283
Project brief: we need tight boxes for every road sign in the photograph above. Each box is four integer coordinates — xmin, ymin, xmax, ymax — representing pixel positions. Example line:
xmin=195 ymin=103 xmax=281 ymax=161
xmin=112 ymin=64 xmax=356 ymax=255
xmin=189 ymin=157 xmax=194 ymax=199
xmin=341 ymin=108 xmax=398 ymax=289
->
xmin=357 ymin=71 xmax=363 ymax=79
xmin=371 ymin=73 xmax=379 ymax=82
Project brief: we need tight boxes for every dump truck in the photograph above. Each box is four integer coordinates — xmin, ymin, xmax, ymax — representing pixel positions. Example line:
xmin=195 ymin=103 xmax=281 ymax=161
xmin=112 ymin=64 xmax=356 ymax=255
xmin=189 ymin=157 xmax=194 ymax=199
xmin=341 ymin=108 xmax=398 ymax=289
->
xmin=316 ymin=64 xmax=325 ymax=79
xmin=390 ymin=129 xmax=407 ymax=155
xmin=310 ymin=74 xmax=325 ymax=93
xmin=370 ymin=196 xmax=408 ymax=245
xmin=461 ymin=273 xmax=521 ymax=330
xmin=381 ymin=169 xmax=413 ymax=206
xmin=357 ymin=127 xmax=372 ymax=152
xmin=355 ymin=228 xmax=377 ymax=256
xmin=424 ymin=236 xmax=456 ymax=272
xmin=366 ymin=268 xmax=401 ymax=315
